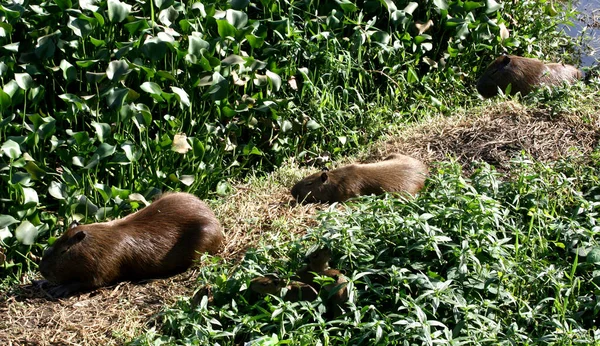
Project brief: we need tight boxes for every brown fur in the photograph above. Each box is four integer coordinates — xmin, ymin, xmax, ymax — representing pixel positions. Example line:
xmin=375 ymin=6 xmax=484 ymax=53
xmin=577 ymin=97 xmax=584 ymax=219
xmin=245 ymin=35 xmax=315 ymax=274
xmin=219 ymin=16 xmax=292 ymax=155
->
xmin=476 ymin=55 xmax=583 ymax=98
xmin=291 ymin=154 xmax=428 ymax=203
xmin=39 ymin=192 xmax=224 ymax=297
xmin=249 ymin=275 xmax=318 ymax=302
xmin=294 ymin=247 xmax=349 ymax=317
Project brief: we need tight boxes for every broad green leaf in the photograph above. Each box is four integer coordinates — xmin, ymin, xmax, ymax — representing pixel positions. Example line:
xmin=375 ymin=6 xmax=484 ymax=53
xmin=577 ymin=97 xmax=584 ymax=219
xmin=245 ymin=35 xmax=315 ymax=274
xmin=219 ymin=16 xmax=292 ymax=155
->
xmin=54 ymin=0 xmax=72 ymax=10
xmin=404 ymin=2 xmax=418 ymax=14
xmin=171 ymin=86 xmax=190 ymax=108
xmin=0 ymin=62 xmax=7 ymax=76
xmin=188 ymin=35 xmax=209 ymax=57
xmin=15 ymin=221 xmax=38 ymax=245
xmin=180 ymin=175 xmax=194 ymax=186
xmin=154 ymin=0 xmax=174 ymax=10
xmin=95 ymin=143 xmax=116 ymax=159
xmin=0 ymin=227 xmax=10 ymax=241
xmin=407 ymin=66 xmax=419 ymax=83
xmin=281 ymin=120 xmax=292 ymax=133
xmin=221 ymin=54 xmax=245 ymax=66
xmin=68 ymin=16 xmax=93 ymax=37
xmin=107 ymin=0 xmax=131 ymax=23
xmin=24 ymin=161 xmax=46 ymax=180
xmin=80 ymin=0 xmax=100 ymax=11
xmin=48 ymin=181 xmax=68 ymax=200
xmin=105 ymin=87 xmax=129 ymax=109
xmin=485 ymin=0 xmax=502 ymax=13
xmin=464 ymin=1 xmax=483 ymax=11
xmin=225 ymin=9 xmax=248 ymax=29
xmin=216 ymin=180 xmax=233 ymax=196
xmin=3 ymin=42 xmax=19 ymax=52
xmin=433 ymin=0 xmax=448 ymax=10
xmin=91 ymin=122 xmax=110 ymax=142
xmin=306 ymin=120 xmax=321 ymax=130
xmin=229 ymin=0 xmax=249 ymax=10
xmin=216 ymin=19 xmax=236 ymax=39
xmin=121 ymin=142 xmax=140 ymax=162
xmin=60 ymin=59 xmax=77 ymax=82
xmin=140 ymin=82 xmax=163 ymax=95
xmin=22 ymin=187 xmax=39 ymax=207
xmin=124 ymin=20 xmax=149 ymax=35
xmin=0 ymin=89 xmax=11 ymax=111
xmin=1 ymin=139 xmax=21 ymax=159
xmin=266 ymin=70 xmax=282 ymax=91
xmin=0 ymin=215 xmax=18 ymax=228
xmin=35 ymin=32 xmax=59 ymax=59
xmin=106 ymin=60 xmax=129 ymax=81
xmin=14 ymin=73 xmax=34 ymax=90
xmin=85 ymin=72 xmax=106 ymax=83
xmin=159 ymin=6 xmax=178 ymax=27
xmin=141 ymin=37 xmax=167 ymax=61
xmin=336 ymin=0 xmax=358 ymax=12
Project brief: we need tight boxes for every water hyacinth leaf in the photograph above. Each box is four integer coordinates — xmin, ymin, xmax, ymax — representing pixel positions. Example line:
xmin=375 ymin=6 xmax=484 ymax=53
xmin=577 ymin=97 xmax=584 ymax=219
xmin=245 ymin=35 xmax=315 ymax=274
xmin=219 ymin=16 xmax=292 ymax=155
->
xmin=142 ymin=37 xmax=167 ymax=61
xmin=15 ymin=73 xmax=34 ymax=90
xmin=48 ymin=181 xmax=68 ymax=200
xmin=107 ymin=0 xmax=131 ymax=23
xmin=22 ymin=187 xmax=39 ymax=207
xmin=0 ymin=62 xmax=7 ymax=76
xmin=54 ymin=0 xmax=72 ymax=10
xmin=225 ymin=9 xmax=248 ymax=29
xmin=129 ymin=193 xmax=150 ymax=206
xmin=221 ymin=54 xmax=245 ymax=66
xmin=154 ymin=0 xmax=174 ymax=10
xmin=15 ymin=220 xmax=38 ymax=245
xmin=266 ymin=70 xmax=281 ymax=91
xmin=91 ymin=122 xmax=110 ymax=142
xmin=180 ymin=175 xmax=195 ymax=186
xmin=68 ymin=16 xmax=93 ymax=37
xmin=245 ymin=34 xmax=264 ymax=48
xmin=381 ymin=0 xmax=397 ymax=11
xmin=35 ymin=32 xmax=59 ymax=59
xmin=306 ymin=120 xmax=321 ymax=130
xmin=171 ymin=86 xmax=190 ymax=108
xmin=86 ymin=72 xmax=106 ymax=84
xmin=217 ymin=19 xmax=236 ymax=38
xmin=1 ymin=139 xmax=21 ymax=159
xmin=72 ymin=156 xmax=85 ymax=166
xmin=281 ymin=120 xmax=292 ymax=133
xmin=404 ymin=2 xmax=418 ymax=14
xmin=433 ymin=0 xmax=448 ymax=10
xmin=172 ymin=133 xmax=192 ymax=154
xmin=141 ymin=82 xmax=163 ymax=95
xmin=106 ymin=60 xmax=129 ymax=81
xmin=80 ymin=0 xmax=99 ymax=11
xmin=95 ymin=143 xmax=116 ymax=159
xmin=216 ymin=180 xmax=233 ymax=196
xmin=121 ymin=142 xmax=140 ymax=162
xmin=485 ymin=0 xmax=502 ymax=13
xmin=60 ymin=59 xmax=77 ymax=82
xmin=229 ymin=0 xmax=249 ymax=9
xmin=464 ymin=1 xmax=483 ymax=11
xmin=77 ymin=59 xmax=99 ymax=68
xmin=159 ymin=6 xmax=178 ymax=27
xmin=124 ymin=20 xmax=149 ymax=36
xmin=0 ymin=89 xmax=11 ymax=111
xmin=0 ymin=215 xmax=18 ymax=228
xmin=188 ymin=35 xmax=209 ymax=57
xmin=106 ymin=87 xmax=128 ymax=109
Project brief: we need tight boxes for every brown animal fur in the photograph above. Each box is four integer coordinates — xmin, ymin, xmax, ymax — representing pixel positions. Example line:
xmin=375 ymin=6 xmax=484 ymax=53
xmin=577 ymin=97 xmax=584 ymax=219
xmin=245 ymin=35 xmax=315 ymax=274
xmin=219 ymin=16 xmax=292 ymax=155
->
xmin=249 ymin=275 xmax=318 ymax=302
xmin=39 ymin=192 xmax=224 ymax=297
xmin=291 ymin=154 xmax=428 ymax=203
xmin=476 ymin=55 xmax=583 ymax=98
xmin=294 ymin=247 xmax=349 ymax=317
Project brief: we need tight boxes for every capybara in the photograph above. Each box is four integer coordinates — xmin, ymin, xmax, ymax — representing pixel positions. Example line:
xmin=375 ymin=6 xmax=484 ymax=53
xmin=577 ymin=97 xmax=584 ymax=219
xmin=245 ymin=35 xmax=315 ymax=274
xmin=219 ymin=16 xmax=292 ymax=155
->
xmin=291 ymin=154 xmax=428 ymax=203
xmin=476 ymin=55 xmax=583 ymax=98
xmin=295 ymin=247 xmax=349 ymax=317
xmin=39 ymin=192 xmax=224 ymax=297
xmin=249 ymin=275 xmax=318 ymax=302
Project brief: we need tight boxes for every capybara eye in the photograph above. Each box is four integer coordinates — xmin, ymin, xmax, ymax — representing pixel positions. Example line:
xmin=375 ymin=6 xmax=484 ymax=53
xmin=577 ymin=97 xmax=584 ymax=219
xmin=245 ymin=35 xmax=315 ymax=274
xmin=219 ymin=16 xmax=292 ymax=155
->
xmin=305 ymin=182 xmax=313 ymax=186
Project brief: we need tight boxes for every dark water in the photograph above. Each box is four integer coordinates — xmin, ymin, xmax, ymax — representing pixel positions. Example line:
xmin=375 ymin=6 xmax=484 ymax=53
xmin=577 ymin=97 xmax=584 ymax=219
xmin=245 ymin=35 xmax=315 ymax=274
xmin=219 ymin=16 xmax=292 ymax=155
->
xmin=565 ymin=0 xmax=600 ymax=66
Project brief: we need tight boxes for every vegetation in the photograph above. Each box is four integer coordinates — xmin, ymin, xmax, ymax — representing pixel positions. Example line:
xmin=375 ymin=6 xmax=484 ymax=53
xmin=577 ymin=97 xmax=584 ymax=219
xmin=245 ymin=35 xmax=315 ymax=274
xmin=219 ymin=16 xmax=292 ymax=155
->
xmin=134 ymin=157 xmax=600 ymax=344
xmin=1 ymin=0 xmax=598 ymax=344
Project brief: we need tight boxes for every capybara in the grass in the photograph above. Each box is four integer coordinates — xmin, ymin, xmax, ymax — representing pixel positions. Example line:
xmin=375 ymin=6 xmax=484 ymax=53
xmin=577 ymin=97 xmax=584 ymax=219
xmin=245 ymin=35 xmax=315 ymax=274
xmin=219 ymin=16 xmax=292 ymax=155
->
xmin=39 ymin=192 xmax=224 ymax=297
xmin=294 ymin=247 xmax=348 ymax=317
xmin=291 ymin=154 xmax=428 ymax=203
xmin=249 ymin=275 xmax=319 ymax=302
xmin=476 ymin=55 xmax=583 ymax=98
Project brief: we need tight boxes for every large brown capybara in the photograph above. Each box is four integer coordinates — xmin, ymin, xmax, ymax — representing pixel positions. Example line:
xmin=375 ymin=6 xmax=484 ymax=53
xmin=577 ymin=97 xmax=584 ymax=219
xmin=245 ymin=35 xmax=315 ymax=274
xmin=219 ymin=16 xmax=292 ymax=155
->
xmin=476 ymin=55 xmax=583 ymax=98
xmin=38 ymin=192 xmax=224 ymax=297
xmin=291 ymin=154 xmax=428 ymax=203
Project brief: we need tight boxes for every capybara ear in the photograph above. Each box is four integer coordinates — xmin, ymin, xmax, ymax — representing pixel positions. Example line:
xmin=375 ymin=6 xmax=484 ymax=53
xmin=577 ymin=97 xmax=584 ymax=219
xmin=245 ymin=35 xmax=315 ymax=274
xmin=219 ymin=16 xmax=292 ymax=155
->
xmin=68 ymin=231 xmax=86 ymax=246
xmin=68 ymin=220 xmax=80 ymax=229
xmin=321 ymin=172 xmax=329 ymax=183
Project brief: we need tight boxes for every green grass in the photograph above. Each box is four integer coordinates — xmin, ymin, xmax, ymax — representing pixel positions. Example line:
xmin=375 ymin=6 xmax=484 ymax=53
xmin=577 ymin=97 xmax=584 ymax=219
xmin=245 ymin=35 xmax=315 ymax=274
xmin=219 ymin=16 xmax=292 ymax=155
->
xmin=131 ymin=154 xmax=600 ymax=345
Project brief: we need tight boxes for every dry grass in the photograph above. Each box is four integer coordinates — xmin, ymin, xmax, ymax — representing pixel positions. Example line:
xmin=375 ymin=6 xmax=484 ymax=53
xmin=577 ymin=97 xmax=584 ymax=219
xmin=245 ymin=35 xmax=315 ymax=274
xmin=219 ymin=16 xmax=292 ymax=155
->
xmin=1 ymin=100 xmax=599 ymax=345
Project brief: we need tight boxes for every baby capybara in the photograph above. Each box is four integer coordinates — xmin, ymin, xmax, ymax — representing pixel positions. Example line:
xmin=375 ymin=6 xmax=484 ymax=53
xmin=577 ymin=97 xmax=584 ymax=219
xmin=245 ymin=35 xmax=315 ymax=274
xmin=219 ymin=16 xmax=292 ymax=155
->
xmin=39 ymin=192 xmax=224 ymax=297
xmin=291 ymin=154 xmax=428 ymax=203
xmin=476 ymin=55 xmax=583 ymax=98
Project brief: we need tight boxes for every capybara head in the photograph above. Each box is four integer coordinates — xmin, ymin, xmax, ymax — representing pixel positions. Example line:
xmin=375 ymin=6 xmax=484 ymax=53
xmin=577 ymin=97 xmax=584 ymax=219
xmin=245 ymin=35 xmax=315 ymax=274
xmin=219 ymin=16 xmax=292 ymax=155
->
xmin=249 ymin=275 xmax=284 ymax=295
xmin=306 ymin=247 xmax=332 ymax=270
xmin=39 ymin=221 xmax=91 ymax=284
xmin=291 ymin=169 xmax=337 ymax=203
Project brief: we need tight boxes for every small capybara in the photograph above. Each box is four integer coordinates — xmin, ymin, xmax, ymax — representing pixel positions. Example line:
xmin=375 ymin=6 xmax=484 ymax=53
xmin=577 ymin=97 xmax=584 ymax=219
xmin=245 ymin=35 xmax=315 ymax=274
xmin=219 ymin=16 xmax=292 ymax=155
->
xmin=291 ymin=154 xmax=428 ymax=203
xmin=294 ymin=247 xmax=348 ymax=317
xmin=249 ymin=275 xmax=319 ymax=302
xmin=39 ymin=192 xmax=224 ymax=297
xmin=476 ymin=55 xmax=583 ymax=98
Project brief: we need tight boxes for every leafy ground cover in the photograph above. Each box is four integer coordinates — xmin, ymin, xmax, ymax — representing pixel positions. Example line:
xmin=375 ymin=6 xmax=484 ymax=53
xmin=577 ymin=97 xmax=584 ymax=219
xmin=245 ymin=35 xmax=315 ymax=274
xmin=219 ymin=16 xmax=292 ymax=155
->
xmin=2 ymin=97 xmax=599 ymax=344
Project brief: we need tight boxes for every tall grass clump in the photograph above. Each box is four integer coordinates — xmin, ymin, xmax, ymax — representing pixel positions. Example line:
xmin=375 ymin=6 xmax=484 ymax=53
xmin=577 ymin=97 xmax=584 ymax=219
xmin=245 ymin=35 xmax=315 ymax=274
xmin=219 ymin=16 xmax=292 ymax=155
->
xmin=0 ymin=0 xmax=582 ymax=278
xmin=134 ymin=155 xmax=600 ymax=345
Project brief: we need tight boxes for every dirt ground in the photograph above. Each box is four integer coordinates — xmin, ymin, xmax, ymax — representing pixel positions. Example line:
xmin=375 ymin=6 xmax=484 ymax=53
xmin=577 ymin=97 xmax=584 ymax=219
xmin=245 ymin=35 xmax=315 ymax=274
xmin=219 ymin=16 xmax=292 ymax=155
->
xmin=1 ymin=101 xmax=599 ymax=345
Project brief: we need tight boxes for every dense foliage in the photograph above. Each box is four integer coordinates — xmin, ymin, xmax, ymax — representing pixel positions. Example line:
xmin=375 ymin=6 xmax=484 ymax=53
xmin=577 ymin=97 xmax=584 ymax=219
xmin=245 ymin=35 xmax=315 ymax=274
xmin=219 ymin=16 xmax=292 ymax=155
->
xmin=0 ymin=0 xmax=579 ymax=282
xmin=134 ymin=157 xmax=600 ymax=345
